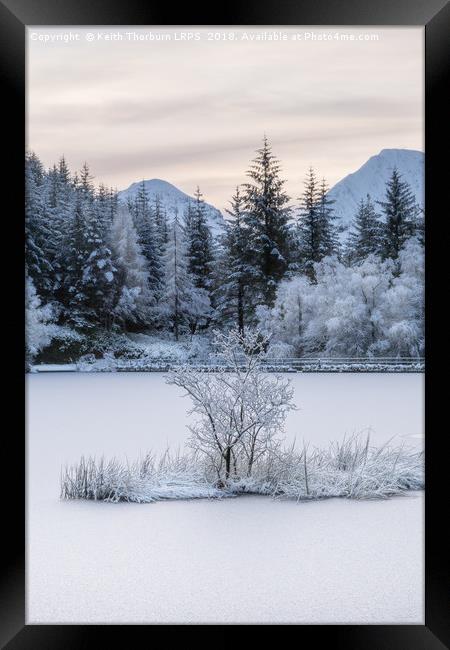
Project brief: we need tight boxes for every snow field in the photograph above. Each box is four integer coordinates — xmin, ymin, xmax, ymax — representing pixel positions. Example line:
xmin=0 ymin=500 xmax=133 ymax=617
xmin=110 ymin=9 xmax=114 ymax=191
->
xmin=27 ymin=372 xmax=424 ymax=623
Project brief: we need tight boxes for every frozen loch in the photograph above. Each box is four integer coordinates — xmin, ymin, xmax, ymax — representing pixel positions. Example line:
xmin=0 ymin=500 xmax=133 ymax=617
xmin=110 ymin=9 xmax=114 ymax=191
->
xmin=27 ymin=372 xmax=424 ymax=624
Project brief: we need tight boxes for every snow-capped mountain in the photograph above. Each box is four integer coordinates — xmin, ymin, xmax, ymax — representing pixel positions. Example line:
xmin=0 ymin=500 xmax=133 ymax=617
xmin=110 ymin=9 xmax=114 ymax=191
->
xmin=118 ymin=150 xmax=424 ymax=242
xmin=328 ymin=149 xmax=424 ymax=237
xmin=118 ymin=179 xmax=225 ymax=236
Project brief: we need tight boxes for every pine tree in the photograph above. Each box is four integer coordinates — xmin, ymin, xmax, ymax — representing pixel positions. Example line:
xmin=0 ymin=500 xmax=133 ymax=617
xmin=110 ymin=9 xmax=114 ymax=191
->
xmin=25 ymin=274 xmax=55 ymax=369
xmin=153 ymin=193 xmax=168 ymax=249
xmin=62 ymin=190 xmax=89 ymax=324
xmin=58 ymin=155 xmax=71 ymax=187
xmin=161 ymin=211 xmax=189 ymax=340
xmin=96 ymin=184 xmax=112 ymax=230
xmin=378 ymin=168 xmax=419 ymax=259
xmin=185 ymin=186 xmax=214 ymax=292
xmin=81 ymin=199 xmax=117 ymax=328
xmin=45 ymin=157 xmax=75 ymax=294
xmin=129 ymin=181 xmax=163 ymax=300
xmin=413 ymin=206 xmax=425 ymax=247
xmin=44 ymin=165 xmax=63 ymax=282
xmin=296 ymin=167 xmax=323 ymax=281
xmin=160 ymin=210 xmax=210 ymax=339
xmin=79 ymin=162 xmax=95 ymax=202
xmin=346 ymin=194 xmax=383 ymax=263
xmin=217 ymin=187 xmax=255 ymax=333
xmin=317 ymin=178 xmax=340 ymax=259
xmin=62 ymin=190 xmax=118 ymax=328
xmin=25 ymin=152 xmax=54 ymax=296
xmin=110 ymin=207 xmax=152 ymax=327
xmin=242 ymin=136 xmax=292 ymax=306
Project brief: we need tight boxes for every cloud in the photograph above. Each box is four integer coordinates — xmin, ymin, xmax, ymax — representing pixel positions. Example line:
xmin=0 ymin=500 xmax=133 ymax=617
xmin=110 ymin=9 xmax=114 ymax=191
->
xmin=27 ymin=27 xmax=423 ymax=209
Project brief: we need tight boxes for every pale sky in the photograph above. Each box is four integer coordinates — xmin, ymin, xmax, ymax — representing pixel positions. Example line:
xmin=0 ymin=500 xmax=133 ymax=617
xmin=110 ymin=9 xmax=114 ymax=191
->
xmin=27 ymin=26 xmax=424 ymax=211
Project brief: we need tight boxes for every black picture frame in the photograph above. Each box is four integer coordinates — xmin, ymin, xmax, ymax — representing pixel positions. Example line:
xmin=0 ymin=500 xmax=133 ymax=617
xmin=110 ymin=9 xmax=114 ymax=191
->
xmin=1 ymin=0 xmax=448 ymax=646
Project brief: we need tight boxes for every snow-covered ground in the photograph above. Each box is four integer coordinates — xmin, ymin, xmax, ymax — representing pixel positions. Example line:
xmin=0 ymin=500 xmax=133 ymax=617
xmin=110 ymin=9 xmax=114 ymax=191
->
xmin=27 ymin=372 xmax=424 ymax=624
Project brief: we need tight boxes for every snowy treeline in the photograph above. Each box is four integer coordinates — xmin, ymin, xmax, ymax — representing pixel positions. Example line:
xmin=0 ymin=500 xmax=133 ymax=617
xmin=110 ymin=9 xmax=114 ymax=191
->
xmin=25 ymin=138 xmax=424 ymax=364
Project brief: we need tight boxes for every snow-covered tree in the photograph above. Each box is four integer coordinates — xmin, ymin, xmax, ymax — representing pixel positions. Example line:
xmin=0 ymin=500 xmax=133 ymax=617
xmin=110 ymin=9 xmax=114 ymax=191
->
xmin=242 ymin=136 xmax=293 ymax=306
xmin=346 ymin=194 xmax=383 ymax=263
xmin=25 ymin=152 xmax=54 ymax=297
xmin=265 ymin=242 xmax=424 ymax=359
xmin=58 ymin=155 xmax=71 ymax=188
xmin=96 ymin=183 xmax=115 ymax=231
xmin=128 ymin=181 xmax=163 ymax=299
xmin=413 ymin=207 xmax=425 ymax=248
xmin=296 ymin=168 xmax=338 ymax=281
xmin=377 ymin=237 xmax=424 ymax=357
xmin=60 ymin=187 xmax=116 ymax=328
xmin=185 ymin=186 xmax=214 ymax=292
xmin=79 ymin=161 xmax=95 ymax=201
xmin=44 ymin=165 xmax=68 ymax=285
xmin=79 ymin=200 xmax=117 ymax=327
xmin=160 ymin=210 xmax=211 ymax=339
xmin=304 ymin=256 xmax=394 ymax=356
xmin=108 ymin=187 xmax=120 ymax=226
xmin=258 ymin=274 xmax=313 ymax=356
xmin=109 ymin=206 xmax=152 ymax=327
xmin=166 ymin=328 xmax=295 ymax=481
xmin=216 ymin=187 xmax=256 ymax=333
xmin=378 ymin=168 xmax=420 ymax=260
xmin=152 ymin=193 xmax=169 ymax=249
xmin=25 ymin=274 xmax=55 ymax=368
xmin=61 ymin=191 xmax=88 ymax=324
xmin=317 ymin=178 xmax=340 ymax=259
xmin=263 ymin=255 xmax=398 ymax=357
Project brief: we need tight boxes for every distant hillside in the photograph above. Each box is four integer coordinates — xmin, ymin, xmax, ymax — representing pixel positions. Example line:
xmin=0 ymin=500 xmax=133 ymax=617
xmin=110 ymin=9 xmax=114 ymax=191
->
xmin=118 ymin=179 xmax=225 ymax=236
xmin=327 ymin=149 xmax=424 ymax=238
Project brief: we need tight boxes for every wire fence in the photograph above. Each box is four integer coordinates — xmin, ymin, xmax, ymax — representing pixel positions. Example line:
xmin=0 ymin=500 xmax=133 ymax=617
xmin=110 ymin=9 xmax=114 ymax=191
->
xmin=33 ymin=357 xmax=425 ymax=373
xmin=165 ymin=357 xmax=425 ymax=373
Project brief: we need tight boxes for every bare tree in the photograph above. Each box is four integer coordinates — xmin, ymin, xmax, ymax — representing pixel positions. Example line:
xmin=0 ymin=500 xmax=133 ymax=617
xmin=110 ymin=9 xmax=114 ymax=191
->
xmin=166 ymin=328 xmax=295 ymax=484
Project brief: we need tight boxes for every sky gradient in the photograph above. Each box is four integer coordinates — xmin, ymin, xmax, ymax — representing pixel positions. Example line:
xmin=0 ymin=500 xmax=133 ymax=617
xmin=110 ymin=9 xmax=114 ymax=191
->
xmin=27 ymin=27 xmax=424 ymax=211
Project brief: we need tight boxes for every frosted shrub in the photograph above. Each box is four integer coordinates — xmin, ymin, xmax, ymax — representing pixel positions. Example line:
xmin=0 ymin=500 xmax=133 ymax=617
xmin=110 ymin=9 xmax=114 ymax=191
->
xmin=187 ymin=334 xmax=211 ymax=361
xmin=266 ymin=341 xmax=295 ymax=360
xmin=269 ymin=434 xmax=424 ymax=500
xmin=87 ymin=330 xmax=147 ymax=359
xmin=25 ymin=275 xmax=58 ymax=368
xmin=61 ymin=451 xmax=225 ymax=503
xmin=167 ymin=328 xmax=295 ymax=482
xmin=61 ymin=434 xmax=424 ymax=504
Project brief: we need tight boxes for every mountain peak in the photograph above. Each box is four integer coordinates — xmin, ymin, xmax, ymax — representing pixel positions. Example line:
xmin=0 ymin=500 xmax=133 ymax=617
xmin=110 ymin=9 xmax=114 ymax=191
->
xmin=123 ymin=178 xmax=184 ymax=194
xmin=378 ymin=147 xmax=423 ymax=155
xmin=327 ymin=149 xmax=424 ymax=237
xmin=117 ymin=178 xmax=225 ymax=234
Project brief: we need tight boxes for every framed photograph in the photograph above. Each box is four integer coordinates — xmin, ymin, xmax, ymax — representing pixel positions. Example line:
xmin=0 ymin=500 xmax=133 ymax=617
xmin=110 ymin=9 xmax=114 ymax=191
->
xmin=1 ymin=0 xmax=448 ymax=646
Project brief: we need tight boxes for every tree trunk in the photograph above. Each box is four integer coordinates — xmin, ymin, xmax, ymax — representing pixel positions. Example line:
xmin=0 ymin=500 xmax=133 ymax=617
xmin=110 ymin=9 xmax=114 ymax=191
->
xmin=237 ymin=281 xmax=244 ymax=335
xmin=174 ymin=291 xmax=179 ymax=341
xmin=224 ymin=447 xmax=231 ymax=480
xmin=247 ymin=440 xmax=255 ymax=477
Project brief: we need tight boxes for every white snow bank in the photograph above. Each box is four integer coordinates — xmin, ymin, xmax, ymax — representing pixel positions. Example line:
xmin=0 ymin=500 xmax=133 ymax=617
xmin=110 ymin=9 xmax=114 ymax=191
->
xmin=27 ymin=372 xmax=424 ymax=623
xmin=32 ymin=364 xmax=78 ymax=372
xmin=28 ymin=493 xmax=424 ymax=623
